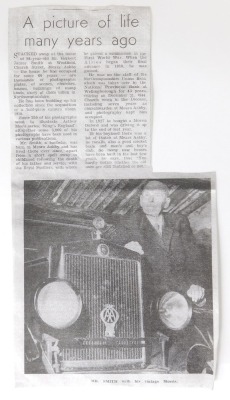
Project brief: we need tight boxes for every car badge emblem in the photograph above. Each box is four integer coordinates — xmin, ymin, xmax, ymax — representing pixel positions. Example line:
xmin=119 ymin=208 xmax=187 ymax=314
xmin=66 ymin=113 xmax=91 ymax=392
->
xmin=100 ymin=304 xmax=119 ymax=338
xmin=97 ymin=243 xmax=109 ymax=257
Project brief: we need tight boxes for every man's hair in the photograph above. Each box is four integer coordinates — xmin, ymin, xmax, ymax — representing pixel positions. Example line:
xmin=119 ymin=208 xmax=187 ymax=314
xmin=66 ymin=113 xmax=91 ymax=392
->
xmin=142 ymin=180 xmax=169 ymax=196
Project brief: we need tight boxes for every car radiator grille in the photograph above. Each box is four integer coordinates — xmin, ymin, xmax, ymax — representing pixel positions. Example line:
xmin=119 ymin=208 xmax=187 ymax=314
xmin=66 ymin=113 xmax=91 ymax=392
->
xmin=61 ymin=253 xmax=145 ymax=370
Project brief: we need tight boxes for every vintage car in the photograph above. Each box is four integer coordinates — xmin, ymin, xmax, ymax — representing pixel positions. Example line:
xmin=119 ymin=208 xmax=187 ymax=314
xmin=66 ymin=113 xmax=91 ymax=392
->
xmin=25 ymin=216 xmax=213 ymax=374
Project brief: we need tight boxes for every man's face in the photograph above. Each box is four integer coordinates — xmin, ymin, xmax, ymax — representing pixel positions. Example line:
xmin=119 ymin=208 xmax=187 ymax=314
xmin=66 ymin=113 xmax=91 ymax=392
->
xmin=140 ymin=189 xmax=169 ymax=217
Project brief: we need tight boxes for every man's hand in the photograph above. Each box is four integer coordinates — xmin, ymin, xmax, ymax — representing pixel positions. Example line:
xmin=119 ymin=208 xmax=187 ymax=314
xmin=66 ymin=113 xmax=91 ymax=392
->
xmin=124 ymin=241 xmax=144 ymax=255
xmin=187 ymin=284 xmax=205 ymax=303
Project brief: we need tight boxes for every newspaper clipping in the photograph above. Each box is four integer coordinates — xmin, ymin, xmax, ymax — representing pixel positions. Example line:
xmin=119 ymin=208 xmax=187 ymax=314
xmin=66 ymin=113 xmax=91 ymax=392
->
xmin=9 ymin=6 xmax=218 ymax=388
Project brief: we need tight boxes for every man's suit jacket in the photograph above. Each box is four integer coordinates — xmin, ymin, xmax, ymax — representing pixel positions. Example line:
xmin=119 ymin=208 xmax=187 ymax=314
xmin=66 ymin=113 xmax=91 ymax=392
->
xmin=110 ymin=211 xmax=205 ymax=297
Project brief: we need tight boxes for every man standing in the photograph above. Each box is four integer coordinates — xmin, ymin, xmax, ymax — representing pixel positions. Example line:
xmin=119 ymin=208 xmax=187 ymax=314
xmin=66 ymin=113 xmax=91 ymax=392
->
xmin=110 ymin=180 xmax=210 ymax=371
xmin=112 ymin=180 xmax=205 ymax=303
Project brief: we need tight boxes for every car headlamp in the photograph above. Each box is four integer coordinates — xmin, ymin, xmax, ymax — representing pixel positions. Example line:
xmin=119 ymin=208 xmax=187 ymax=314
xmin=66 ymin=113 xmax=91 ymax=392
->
xmin=34 ymin=279 xmax=82 ymax=330
xmin=157 ymin=291 xmax=192 ymax=331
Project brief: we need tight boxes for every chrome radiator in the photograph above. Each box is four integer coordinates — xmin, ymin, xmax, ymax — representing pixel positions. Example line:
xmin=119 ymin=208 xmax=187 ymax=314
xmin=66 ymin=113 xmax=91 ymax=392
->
xmin=57 ymin=244 xmax=146 ymax=371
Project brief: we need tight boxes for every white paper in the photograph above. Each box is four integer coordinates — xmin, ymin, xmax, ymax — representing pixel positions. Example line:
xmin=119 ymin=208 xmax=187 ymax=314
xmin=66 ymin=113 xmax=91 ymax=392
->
xmin=9 ymin=5 xmax=218 ymax=389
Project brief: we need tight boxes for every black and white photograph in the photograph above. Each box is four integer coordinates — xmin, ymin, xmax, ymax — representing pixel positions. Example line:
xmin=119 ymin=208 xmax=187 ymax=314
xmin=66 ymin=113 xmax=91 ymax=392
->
xmin=24 ymin=178 xmax=214 ymax=375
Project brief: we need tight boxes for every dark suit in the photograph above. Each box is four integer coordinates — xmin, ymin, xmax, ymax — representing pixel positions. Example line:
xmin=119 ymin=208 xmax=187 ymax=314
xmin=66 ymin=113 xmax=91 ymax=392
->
xmin=111 ymin=211 xmax=205 ymax=296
